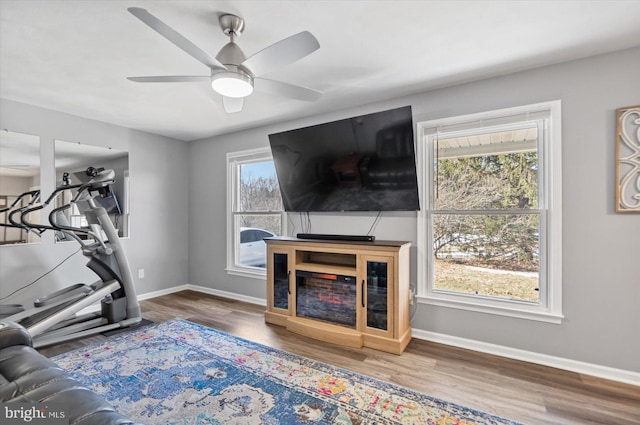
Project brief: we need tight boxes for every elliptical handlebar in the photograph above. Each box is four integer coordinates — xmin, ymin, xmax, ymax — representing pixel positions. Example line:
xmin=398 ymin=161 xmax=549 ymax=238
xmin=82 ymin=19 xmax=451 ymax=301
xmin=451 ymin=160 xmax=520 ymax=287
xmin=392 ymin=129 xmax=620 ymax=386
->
xmin=16 ymin=183 xmax=95 ymax=245
xmin=20 ymin=184 xmax=84 ymax=231
xmin=3 ymin=168 xmax=118 ymax=241
xmin=0 ymin=190 xmax=40 ymax=215
xmin=5 ymin=191 xmax=41 ymax=233
xmin=47 ymin=203 xmax=94 ymax=243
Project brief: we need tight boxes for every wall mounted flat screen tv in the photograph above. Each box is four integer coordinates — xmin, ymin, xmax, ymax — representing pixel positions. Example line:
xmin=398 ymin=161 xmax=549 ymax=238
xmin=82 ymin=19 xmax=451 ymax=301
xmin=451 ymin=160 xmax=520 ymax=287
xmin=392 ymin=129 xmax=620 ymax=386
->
xmin=268 ymin=105 xmax=420 ymax=212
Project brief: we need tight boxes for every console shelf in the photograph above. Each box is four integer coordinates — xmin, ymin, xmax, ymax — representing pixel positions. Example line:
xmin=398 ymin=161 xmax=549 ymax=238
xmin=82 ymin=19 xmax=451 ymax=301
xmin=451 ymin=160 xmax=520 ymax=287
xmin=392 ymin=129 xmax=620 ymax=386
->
xmin=265 ymin=236 xmax=412 ymax=355
xmin=295 ymin=262 xmax=356 ymax=275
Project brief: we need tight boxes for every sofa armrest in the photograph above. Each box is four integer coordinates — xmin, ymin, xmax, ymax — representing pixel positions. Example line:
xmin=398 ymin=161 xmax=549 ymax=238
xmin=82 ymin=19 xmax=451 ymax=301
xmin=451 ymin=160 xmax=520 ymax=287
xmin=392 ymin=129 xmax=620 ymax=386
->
xmin=0 ymin=322 xmax=32 ymax=349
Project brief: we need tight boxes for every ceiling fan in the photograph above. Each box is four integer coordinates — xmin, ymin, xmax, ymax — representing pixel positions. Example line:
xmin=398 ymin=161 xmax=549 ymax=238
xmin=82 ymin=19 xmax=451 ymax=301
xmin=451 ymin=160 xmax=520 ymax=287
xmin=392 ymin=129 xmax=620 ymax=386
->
xmin=126 ymin=7 xmax=322 ymax=113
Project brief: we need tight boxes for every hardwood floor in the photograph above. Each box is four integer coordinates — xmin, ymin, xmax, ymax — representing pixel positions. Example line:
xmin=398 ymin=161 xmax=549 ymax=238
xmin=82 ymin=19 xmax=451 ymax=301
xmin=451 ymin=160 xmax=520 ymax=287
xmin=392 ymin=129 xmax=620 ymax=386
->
xmin=39 ymin=290 xmax=640 ymax=424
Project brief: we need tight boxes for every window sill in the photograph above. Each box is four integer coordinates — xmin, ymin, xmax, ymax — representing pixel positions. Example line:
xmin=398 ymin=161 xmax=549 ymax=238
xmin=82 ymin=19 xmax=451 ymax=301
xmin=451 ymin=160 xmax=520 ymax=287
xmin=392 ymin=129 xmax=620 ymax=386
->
xmin=225 ymin=266 xmax=267 ymax=280
xmin=417 ymin=294 xmax=564 ymax=324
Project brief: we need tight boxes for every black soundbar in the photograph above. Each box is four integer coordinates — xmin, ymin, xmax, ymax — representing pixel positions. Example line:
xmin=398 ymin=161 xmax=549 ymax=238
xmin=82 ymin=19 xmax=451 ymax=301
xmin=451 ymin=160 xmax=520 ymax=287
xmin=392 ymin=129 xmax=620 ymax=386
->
xmin=296 ymin=233 xmax=375 ymax=242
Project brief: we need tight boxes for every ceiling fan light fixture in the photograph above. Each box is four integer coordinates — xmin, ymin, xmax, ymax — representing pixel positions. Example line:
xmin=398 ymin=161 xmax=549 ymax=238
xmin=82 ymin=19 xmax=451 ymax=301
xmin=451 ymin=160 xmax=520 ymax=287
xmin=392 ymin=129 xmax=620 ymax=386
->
xmin=127 ymin=8 xmax=322 ymax=112
xmin=211 ymin=72 xmax=253 ymax=98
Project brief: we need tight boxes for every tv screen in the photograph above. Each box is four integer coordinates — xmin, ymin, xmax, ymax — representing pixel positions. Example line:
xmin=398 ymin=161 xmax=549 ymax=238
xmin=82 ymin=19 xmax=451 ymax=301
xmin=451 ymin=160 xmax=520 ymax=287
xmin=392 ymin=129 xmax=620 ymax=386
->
xmin=268 ymin=106 xmax=420 ymax=212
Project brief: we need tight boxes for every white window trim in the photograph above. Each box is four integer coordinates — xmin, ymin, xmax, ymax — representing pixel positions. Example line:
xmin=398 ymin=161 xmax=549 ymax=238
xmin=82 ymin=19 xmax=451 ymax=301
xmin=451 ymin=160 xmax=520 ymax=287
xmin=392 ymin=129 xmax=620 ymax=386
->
xmin=416 ymin=101 xmax=563 ymax=323
xmin=226 ymin=147 xmax=286 ymax=279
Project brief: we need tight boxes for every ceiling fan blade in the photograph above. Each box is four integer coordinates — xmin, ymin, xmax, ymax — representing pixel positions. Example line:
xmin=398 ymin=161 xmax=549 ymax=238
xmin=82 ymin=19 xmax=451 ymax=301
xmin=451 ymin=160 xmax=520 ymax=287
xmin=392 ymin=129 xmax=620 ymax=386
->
xmin=240 ymin=31 xmax=319 ymax=77
xmin=127 ymin=76 xmax=210 ymax=83
xmin=127 ymin=7 xmax=226 ymax=71
xmin=255 ymin=78 xmax=322 ymax=102
xmin=223 ymin=96 xmax=244 ymax=113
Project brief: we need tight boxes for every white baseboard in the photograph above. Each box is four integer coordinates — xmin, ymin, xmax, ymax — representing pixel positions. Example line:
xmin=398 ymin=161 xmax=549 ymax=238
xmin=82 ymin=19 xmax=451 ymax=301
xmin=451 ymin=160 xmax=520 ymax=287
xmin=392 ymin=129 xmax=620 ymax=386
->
xmin=77 ymin=284 xmax=191 ymax=315
xmin=135 ymin=286 xmax=639 ymax=387
xmin=137 ymin=284 xmax=190 ymax=301
xmin=184 ymin=284 xmax=266 ymax=307
xmin=411 ymin=328 xmax=640 ymax=387
xmin=74 ymin=285 xmax=264 ymax=335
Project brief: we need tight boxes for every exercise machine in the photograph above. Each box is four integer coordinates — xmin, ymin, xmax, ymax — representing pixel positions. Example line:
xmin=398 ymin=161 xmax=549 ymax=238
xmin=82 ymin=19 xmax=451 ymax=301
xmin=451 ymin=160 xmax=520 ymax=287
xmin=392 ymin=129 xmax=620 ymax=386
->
xmin=0 ymin=168 xmax=141 ymax=347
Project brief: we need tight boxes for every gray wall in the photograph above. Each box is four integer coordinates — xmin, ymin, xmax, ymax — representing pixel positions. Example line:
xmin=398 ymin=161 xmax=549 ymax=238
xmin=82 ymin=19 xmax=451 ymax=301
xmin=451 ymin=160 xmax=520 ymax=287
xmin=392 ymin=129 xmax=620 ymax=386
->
xmin=0 ymin=99 xmax=189 ymax=304
xmin=1 ymin=47 xmax=636 ymax=374
xmin=188 ymin=47 xmax=640 ymax=373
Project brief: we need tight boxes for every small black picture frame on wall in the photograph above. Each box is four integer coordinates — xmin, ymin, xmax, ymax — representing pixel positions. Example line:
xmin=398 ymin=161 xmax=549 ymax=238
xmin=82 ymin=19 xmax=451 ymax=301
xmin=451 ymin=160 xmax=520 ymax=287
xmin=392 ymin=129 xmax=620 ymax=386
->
xmin=615 ymin=104 xmax=640 ymax=213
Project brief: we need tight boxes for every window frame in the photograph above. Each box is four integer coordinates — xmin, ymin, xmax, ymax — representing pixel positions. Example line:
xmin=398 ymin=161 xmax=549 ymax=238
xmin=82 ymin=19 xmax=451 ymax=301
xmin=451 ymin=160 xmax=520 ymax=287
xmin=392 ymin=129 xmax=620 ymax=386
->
xmin=226 ymin=147 xmax=286 ymax=279
xmin=416 ymin=101 xmax=563 ymax=323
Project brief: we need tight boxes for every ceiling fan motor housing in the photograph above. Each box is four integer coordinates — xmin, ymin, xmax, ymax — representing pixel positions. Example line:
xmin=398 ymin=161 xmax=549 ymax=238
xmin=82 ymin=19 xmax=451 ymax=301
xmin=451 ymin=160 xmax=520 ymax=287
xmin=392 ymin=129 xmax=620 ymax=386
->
xmin=212 ymin=40 xmax=254 ymax=98
xmin=215 ymin=41 xmax=248 ymax=71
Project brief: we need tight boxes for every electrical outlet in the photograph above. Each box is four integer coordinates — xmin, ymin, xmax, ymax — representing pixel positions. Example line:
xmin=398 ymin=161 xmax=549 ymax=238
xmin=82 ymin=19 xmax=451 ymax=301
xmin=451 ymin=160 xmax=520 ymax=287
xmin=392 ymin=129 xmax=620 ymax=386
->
xmin=409 ymin=286 xmax=416 ymax=305
xmin=138 ymin=269 xmax=145 ymax=279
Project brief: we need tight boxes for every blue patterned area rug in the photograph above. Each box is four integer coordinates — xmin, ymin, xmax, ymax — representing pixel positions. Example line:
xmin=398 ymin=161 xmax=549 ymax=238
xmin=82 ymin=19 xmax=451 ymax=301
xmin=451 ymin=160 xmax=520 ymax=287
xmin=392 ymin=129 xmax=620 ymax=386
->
xmin=53 ymin=319 xmax=521 ymax=425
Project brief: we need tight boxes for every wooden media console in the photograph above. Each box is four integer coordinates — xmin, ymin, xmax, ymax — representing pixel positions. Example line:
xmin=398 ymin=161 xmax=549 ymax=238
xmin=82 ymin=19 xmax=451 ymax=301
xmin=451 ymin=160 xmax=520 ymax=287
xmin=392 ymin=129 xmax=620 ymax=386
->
xmin=265 ymin=237 xmax=412 ymax=354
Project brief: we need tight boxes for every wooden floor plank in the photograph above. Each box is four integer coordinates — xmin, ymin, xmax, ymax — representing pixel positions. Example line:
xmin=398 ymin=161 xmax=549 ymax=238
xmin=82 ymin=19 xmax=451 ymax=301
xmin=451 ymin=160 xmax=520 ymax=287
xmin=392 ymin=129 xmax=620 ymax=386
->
xmin=37 ymin=290 xmax=640 ymax=424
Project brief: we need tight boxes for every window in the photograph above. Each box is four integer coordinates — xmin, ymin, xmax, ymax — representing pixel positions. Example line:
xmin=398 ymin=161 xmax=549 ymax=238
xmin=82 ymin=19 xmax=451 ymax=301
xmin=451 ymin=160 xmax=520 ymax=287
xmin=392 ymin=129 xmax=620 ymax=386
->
xmin=416 ymin=101 xmax=563 ymax=323
xmin=227 ymin=147 xmax=284 ymax=277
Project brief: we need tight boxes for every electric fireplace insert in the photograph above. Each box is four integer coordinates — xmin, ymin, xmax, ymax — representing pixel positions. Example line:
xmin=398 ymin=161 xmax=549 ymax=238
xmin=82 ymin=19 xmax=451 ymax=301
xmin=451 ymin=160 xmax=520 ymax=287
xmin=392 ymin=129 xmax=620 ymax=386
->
xmin=295 ymin=270 xmax=357 ymax=328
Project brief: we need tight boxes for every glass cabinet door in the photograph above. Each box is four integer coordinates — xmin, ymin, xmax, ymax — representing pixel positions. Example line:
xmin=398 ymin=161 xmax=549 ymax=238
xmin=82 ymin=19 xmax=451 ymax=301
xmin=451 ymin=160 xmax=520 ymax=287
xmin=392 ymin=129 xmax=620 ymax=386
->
xmin=272 ymin=251 xmax=290 ymax=311
xmin=361 ymin=256 xmax=393 ymax=337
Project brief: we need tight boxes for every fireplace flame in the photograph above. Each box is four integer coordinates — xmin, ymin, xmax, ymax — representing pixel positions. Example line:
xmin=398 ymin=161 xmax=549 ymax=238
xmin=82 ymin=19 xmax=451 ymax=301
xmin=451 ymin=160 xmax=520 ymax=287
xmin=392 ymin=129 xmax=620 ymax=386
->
xmin=317 ymin=292 xmax=344 ymax=305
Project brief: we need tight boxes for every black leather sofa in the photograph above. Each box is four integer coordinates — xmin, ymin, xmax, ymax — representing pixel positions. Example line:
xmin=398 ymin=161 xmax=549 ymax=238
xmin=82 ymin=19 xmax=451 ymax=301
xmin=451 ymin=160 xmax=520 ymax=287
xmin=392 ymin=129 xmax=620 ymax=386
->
xmin=0 ymin=321 xmax=139 ymax=425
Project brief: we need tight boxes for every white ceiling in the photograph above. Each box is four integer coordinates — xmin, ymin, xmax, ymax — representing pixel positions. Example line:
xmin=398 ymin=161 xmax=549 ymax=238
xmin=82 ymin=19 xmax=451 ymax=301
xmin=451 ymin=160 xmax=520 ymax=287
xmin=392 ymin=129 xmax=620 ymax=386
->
xmin=1 ymin=0 xmax=640 ymax=142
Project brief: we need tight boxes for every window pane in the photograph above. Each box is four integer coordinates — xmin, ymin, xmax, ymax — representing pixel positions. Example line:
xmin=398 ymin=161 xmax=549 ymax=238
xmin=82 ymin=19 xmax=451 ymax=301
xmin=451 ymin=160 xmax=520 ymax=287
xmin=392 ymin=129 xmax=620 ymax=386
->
xmin=236 ymin=214 xmax=281 ymax=269
xmin=434 ymin=128 xmax=538 ymax=210
xmin=239 ymin=160 xmax=283 ymax=212
xmin=432 ymin=213 xmax=539 ymax=302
